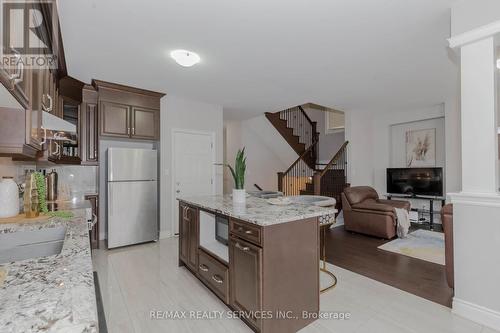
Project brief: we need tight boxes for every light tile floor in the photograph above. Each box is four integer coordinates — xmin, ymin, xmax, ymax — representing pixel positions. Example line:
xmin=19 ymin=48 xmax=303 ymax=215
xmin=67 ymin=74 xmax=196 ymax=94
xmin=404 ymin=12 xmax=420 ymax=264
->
xmin=93 ymin=237 xmax=499 ymax=333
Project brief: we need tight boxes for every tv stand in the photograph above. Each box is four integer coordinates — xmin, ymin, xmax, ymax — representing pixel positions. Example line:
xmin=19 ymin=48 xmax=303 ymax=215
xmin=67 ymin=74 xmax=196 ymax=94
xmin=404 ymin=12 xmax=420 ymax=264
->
xmin=385 ymin=194 xmax=445 ymax=230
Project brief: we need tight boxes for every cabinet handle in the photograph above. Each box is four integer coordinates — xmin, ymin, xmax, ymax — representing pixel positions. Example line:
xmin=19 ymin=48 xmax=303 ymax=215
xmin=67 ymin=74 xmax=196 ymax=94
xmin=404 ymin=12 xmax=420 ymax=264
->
xmin=235 ymin=243 xmax=250 ymax=252
xmin=212 ymin=275 xmax=223 ymax=284
xmin=132 ymin=127 xmax=135 ymax=135
xmin=199 ymin=264 xmax=209 ymax=272
xmin=127 ymin=128 xmax=130 ymax=135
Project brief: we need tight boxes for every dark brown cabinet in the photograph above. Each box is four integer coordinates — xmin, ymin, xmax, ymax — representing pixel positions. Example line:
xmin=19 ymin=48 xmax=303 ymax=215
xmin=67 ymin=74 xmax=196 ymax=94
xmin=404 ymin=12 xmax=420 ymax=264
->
xmin=229 ymin=236 xmax=262 ymax=330
xmin=179 ymin=203 xmax=199 ymax=271
xmin=178 ymin=203 xmax=321 ymax=333
xmin=85 ymin=194 xmax=99 ymax=250
xmin=198 ymin=248 xmax=229 ymax=303
xmin=100 ymin=101 xmax=130 ymax=138
xmin=93 ymin=80 xmax=163 ymax=141
xmin=131 ymin=107 xmax=159 ymax=140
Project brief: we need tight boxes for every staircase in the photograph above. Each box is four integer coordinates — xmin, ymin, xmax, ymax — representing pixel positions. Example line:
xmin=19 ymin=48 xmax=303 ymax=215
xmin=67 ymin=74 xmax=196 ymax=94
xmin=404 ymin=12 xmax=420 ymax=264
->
xmin=266 ymin=106 xmax=349 ymax=210
xmin=265 ymin=106 xmax=319 ymax=169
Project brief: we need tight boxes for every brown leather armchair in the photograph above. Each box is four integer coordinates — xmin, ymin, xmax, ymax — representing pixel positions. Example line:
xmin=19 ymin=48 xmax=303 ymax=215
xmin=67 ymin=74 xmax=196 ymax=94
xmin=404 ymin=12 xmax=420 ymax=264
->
xmin=341 ymin=186 xmax=410 ymax=239
xmin=441 ymin=204 xmax=454 ymax=289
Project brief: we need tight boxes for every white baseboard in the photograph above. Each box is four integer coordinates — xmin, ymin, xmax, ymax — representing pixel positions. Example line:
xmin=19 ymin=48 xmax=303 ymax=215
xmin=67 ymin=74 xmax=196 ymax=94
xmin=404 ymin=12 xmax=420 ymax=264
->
xmin=159 ymin=230 xmax=172 ymax=239
xmin=453 ymin=297 xmax=500 ymax=331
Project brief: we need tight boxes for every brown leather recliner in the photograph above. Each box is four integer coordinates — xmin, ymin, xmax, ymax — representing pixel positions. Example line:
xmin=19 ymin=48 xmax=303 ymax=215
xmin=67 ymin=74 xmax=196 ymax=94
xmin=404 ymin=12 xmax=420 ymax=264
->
xmin=441 ymin=204 xmax=454 ymax=289
xmin=342 ymin=186 xmax=410 ymax=239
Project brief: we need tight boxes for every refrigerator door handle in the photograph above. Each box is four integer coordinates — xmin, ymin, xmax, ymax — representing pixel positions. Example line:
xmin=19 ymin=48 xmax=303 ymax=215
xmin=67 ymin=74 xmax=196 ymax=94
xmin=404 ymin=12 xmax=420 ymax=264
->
xmin=109 ymin=184 xmax=113 ymax=216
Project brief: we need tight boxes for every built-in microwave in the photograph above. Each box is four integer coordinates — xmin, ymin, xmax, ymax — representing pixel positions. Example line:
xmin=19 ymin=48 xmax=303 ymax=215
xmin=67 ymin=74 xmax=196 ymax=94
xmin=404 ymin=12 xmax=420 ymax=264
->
xmin=215 ymin=215 xmax=228 ymax=245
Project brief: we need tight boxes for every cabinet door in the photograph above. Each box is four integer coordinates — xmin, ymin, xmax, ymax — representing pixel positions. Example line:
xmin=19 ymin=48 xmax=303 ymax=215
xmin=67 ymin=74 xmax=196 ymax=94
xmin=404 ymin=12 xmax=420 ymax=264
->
xmin=81 ymin=102 xmax=98 ymax=163
xmin=186 ymin=206 xmax=199 ymax=270
xmin=229 ymin=237 xmax=263 ymax=330
xmin=179 ymin=204 xmax=189 ymax=264
xmin=100 ymin=101 xmax=130 ymax=138
xmin=131 ymin=107 xmax=158 ymax=140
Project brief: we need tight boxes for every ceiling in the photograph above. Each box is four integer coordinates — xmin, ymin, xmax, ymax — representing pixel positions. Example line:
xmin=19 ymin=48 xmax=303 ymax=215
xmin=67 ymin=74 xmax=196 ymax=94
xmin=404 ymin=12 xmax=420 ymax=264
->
xmin=58 ymin=0 xmax=459 ymax=120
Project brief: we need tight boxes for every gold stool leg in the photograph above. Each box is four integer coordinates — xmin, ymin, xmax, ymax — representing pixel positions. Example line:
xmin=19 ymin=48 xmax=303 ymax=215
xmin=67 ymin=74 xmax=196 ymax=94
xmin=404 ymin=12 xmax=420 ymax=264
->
xmin=320 ymin=223 xmax=337 ymax=293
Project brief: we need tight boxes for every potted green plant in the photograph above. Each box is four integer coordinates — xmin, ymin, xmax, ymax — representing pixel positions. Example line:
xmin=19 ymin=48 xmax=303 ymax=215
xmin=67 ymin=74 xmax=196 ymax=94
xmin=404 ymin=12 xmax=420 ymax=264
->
xmin=227 ymin=148 xmax=247 ymax=204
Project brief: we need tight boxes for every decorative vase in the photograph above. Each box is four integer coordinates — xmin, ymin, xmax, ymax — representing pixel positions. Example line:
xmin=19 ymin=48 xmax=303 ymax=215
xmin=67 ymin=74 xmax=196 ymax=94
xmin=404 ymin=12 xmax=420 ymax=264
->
xmin=0 ymin=177 xmax=19 ymax=218
xmin=232 ymin=189 xmax=246 ymax=204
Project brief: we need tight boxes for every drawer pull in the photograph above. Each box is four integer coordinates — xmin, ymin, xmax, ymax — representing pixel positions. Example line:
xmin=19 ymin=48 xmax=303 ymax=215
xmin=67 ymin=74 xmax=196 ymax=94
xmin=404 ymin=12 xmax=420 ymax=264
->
xmin=235 ymin=243 xmax=250 ymax=251
xmin=245 ymin=230 xmax=253 ymax=235
xmin=199 ymin=264 xmax=209 ymax=272
xmin=212 ymin=274 xmax=223 ymax=284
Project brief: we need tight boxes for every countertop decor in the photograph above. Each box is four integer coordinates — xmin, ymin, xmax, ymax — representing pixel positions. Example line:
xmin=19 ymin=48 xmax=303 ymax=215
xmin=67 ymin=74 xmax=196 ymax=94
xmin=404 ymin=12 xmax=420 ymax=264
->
xmin=0 ymin=202 xmax=97 ymax=333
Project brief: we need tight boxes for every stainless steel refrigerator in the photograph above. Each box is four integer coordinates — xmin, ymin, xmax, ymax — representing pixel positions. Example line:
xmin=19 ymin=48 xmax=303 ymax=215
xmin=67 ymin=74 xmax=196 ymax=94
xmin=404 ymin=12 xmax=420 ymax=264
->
xmin=107 ymin=148 xmax=158 ymax=248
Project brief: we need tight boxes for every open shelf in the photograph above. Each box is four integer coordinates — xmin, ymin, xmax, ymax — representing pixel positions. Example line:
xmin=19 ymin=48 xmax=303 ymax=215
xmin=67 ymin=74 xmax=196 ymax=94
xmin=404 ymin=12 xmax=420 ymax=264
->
xmin=199 ymin=210 xmax=229 ymax=264
xmin=200 ymin=241 xmax=228 ymax=264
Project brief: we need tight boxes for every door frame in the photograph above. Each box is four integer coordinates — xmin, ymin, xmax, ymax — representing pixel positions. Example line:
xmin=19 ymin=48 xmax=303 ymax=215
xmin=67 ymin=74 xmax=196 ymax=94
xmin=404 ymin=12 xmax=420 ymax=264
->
xmin=171 ymin=128 xmax=216 ymax=235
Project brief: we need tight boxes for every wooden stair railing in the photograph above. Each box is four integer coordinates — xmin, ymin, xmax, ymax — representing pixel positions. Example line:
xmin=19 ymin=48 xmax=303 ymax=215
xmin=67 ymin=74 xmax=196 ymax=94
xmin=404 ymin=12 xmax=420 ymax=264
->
xmin=313 ymin=141 xmax=349 ymax=210
xmin=265 ymin=105 xmax=319 ymax=169
xmin=277 ymin=140 xmax=318 ymax=196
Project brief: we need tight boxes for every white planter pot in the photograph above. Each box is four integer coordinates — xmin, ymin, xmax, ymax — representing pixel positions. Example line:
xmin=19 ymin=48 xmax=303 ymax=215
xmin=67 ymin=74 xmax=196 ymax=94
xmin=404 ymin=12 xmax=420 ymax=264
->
xmin=0 ymin=177 xmax=19 ymax=218
xmin=232 ymin=189 xmax=246 ymax=204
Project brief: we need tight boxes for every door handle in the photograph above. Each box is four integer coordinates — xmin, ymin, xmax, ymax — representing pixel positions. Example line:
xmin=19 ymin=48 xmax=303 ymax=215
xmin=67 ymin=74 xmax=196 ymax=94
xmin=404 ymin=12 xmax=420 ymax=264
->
xmin=109 ymin=186 xmax=113 ymax=216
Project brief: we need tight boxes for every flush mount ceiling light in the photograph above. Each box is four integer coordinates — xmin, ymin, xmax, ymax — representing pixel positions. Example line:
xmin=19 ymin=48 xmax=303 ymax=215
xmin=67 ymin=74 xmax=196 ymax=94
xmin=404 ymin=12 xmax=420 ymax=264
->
xmin=170 ymin=49 xmax=200 ymax=67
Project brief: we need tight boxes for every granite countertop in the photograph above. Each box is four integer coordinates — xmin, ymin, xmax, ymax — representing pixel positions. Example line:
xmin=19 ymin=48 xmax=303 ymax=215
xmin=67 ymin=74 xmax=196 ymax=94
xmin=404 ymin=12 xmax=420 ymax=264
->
xmin=178 ymin=195 xmax=338 ymax=226
xmin=0 ymin=204 xmax=97 ymax=332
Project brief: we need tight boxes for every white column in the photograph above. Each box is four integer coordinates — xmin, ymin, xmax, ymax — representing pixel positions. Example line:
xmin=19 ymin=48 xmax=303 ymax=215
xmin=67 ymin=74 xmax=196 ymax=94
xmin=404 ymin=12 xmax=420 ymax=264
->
xmin=449 ymin=34 xmax=500 ymax=330
xmin=460 ymin=36 xmax=498 ymax=193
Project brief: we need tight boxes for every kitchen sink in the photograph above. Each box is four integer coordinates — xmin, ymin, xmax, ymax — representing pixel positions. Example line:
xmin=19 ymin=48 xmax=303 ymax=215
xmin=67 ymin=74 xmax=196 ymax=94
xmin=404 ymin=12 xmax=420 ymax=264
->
xmin=0 ymin=226 xmax=66 ymax=264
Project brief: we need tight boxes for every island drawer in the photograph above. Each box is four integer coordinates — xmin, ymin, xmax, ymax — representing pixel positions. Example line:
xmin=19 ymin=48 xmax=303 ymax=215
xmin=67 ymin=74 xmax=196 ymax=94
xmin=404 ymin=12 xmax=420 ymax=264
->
xmin=230 ymin=219 xmax=262 ymax=246
xmin=198 ymin=249 xmax=229 ymax=303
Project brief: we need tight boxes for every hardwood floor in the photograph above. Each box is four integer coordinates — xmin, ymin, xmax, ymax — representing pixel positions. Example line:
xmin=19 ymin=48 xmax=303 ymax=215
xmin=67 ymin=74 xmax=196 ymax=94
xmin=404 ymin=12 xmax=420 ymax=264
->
xmin=324 ymin=225 xmax=454 ymax=307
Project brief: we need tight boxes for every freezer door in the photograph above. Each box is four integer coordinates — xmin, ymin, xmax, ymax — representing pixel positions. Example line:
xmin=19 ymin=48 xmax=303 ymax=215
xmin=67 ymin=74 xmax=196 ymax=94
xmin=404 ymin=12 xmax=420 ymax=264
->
xmin=108 ymin=148 xmax=157 ymax=181
xmin=107 ymin=181 xmax=158 ymax=248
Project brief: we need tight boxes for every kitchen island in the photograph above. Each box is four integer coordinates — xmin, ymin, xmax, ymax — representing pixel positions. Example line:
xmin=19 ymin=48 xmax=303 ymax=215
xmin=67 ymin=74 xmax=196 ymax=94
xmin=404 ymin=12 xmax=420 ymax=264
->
xmin=0 ymin=202 xmax=98 ymax=333
xmin=178 ymin=195 xmax=337 ymax=333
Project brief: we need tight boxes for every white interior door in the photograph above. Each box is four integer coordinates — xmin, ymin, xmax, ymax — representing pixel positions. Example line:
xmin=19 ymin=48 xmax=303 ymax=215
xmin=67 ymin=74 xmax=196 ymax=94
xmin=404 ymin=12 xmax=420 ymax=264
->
xmin=173 ymin=130 xmax=215 ymax=234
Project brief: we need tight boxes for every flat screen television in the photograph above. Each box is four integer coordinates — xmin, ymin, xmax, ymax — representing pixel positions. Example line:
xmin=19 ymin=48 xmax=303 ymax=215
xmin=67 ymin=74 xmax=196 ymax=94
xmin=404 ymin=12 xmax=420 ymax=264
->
xmin=386 ymin=167 xmax=443 ymax=197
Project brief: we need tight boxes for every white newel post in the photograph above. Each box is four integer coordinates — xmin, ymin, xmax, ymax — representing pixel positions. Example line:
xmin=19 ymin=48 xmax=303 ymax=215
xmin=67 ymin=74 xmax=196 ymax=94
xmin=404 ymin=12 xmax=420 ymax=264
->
xmin=448 ymin=30 xmax=500 ymax=330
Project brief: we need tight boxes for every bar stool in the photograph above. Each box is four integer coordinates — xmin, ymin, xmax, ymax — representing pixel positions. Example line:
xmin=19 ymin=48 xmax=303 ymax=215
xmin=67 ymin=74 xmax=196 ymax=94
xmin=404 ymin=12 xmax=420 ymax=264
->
xmin=319 ymin=214 xmax=337 ymax=293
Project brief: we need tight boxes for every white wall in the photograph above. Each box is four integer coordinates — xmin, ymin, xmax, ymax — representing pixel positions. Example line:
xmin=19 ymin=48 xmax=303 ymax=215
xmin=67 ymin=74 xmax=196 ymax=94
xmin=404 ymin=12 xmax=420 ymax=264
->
xmin=345 ymin=109 xmax=375 ymax=187
xmin=346 ymin=102 xmax=461 ymax=208
xmin=451 ymin=0 xmax=500 ymax=36
xmin=224 ymin=115 xmax=297 ymax=192
xmin=160 ymin=95 xmax=223 ymax=237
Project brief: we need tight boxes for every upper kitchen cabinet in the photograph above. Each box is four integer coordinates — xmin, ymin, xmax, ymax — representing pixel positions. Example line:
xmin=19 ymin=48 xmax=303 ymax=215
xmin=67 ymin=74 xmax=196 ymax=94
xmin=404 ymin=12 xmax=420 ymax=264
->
xmin=100 ymin=101 xmax=130 ymax=138
xmin=93 ymin=80 xmax=164 ymax=141
xmin=0 ymin=0 xmax=68 ymax=159
xmin=131 ymin=107 xmax=159 ymax=140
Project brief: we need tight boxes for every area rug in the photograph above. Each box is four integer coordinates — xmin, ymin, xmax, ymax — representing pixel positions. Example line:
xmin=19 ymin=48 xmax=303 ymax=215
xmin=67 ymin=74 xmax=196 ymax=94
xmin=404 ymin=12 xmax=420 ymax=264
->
xmin=377 ymin=229 xmax=445 ymax=265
